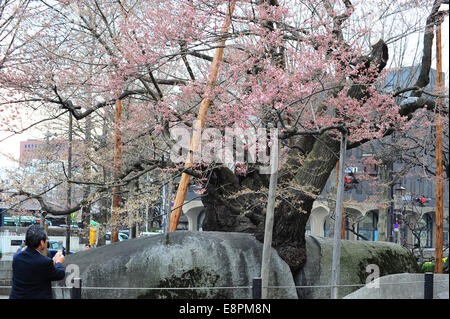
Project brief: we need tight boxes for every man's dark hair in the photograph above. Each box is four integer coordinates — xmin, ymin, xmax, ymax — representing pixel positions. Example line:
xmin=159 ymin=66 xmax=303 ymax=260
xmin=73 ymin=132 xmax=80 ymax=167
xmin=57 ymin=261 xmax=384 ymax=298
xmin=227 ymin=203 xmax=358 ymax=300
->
xmin=25 ymin=225 xmax=47 ymax=249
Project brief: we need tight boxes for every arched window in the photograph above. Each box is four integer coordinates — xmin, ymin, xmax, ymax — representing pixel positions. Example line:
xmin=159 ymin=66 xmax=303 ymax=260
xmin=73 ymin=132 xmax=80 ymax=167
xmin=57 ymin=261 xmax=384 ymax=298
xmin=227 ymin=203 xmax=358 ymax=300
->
xmin=357 ymin=211 xmax=378 ymax=241
xmin=197 ymin=209 xmax=205 ymax=231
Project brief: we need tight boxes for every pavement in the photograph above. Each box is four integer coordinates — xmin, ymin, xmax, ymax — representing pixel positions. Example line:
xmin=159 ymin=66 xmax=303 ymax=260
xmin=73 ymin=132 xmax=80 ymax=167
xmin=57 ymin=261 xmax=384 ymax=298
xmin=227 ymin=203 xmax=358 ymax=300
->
xmin=0 ymin=256 xmax=13 ymax=299
xmin=0 ymin=254 xmax=13 ymax=261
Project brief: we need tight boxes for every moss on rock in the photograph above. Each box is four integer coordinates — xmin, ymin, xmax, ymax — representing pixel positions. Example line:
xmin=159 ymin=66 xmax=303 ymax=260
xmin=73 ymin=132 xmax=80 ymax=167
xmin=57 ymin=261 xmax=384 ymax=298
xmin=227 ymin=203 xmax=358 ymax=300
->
xmin=137 ymin=267 xmax=228 ymax=299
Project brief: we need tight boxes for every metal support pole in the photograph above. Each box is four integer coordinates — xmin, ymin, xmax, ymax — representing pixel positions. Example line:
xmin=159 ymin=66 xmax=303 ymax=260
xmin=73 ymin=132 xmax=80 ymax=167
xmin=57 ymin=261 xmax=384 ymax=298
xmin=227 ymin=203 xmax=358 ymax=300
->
xmin=111 ymin=100 xmax=122 ymax=243
xmin=66 ymin=111 xmax=73 ymax=253
xmin=424 ymin=272 xmax=433 ymax=299
xmin=388 ymin=166 xmax=394 ymax=242
xmin=331 ymin=130 xmax=347 ymax=299
xmin=71 ymin=278 xmax=82 ymax=299
xmin=261 ymin=132 xmax=278 ymax=299
xmin=253 ymin=277 xmax=262 ymax=299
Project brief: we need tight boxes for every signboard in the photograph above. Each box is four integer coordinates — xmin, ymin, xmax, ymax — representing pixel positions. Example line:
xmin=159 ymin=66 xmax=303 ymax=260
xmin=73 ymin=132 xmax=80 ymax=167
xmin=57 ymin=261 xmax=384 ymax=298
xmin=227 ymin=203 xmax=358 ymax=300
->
xmin=89 ymin=220 xmax=99 ymax=246
xmin=393 ymin=223 xmax=399 ymax=231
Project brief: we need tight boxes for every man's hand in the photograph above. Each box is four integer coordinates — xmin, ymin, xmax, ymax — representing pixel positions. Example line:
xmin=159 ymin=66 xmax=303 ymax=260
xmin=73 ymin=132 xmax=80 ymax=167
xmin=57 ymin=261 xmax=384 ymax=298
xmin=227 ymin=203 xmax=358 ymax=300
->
xmin=53 ymin=251 xmax=65 ymax=265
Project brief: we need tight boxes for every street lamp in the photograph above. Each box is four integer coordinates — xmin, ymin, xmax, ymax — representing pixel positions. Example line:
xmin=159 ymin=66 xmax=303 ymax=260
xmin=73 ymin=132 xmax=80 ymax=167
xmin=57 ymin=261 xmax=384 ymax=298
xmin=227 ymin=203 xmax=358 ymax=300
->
xmin=393 ymin=185 xmax=406 ymax=244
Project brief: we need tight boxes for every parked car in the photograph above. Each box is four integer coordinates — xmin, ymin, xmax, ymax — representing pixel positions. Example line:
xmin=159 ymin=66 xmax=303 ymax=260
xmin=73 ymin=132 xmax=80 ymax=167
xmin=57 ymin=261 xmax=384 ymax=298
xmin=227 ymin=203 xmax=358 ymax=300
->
xmin=56 ymin=224 xmax=79 ymax=229
xmin=139 ymin=231 xmax=162 ymax=236
xmin=15 ymin=240 xmax=73 ymax=257
xmin=105 ymin=231 xmax=129 ymax=244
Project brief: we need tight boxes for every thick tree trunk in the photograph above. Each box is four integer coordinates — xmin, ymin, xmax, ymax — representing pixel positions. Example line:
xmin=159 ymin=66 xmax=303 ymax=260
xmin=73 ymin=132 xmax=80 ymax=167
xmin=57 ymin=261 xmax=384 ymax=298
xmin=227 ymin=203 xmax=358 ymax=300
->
xmin=202 ymin=133 xmax=341 ymax=272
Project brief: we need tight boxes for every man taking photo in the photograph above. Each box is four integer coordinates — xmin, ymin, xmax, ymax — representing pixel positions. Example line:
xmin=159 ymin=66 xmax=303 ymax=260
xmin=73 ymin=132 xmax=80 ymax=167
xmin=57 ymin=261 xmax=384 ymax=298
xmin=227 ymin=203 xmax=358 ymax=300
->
xmin=10 ymin=224 xmax=66 ymax=299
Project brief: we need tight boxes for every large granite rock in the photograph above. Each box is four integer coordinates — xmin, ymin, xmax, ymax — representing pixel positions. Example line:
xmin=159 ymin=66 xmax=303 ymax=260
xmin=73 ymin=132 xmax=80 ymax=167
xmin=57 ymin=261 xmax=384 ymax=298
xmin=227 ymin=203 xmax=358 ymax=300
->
xmin=53 ymin=231 xmax=297 ymax=299
xmin=296 ymin=236 xmax=419 ymax=299
xmin=343 ymin=273 xmax=449 ymax=299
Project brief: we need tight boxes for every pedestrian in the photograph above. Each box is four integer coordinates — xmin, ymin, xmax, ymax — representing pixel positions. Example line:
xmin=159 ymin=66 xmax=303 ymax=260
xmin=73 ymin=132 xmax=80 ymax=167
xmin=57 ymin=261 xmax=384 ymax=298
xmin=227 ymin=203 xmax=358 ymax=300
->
xmin=9 ymin=225 xmax=66 ymax=299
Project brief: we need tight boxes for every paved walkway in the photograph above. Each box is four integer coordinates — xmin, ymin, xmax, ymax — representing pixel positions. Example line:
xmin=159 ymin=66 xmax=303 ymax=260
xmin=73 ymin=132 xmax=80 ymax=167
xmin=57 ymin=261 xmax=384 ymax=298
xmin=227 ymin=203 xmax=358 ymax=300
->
xmin=1 ymin=257 xmax=12 ymax=299
xmin=0 ymin=254 xmax=14 ymax=261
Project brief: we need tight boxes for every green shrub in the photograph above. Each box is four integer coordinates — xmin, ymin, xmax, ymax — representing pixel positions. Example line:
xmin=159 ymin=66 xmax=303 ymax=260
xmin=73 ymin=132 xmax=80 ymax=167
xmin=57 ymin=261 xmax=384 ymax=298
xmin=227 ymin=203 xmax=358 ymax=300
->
xmin=420 ymin=257 xmax=448 ymax=273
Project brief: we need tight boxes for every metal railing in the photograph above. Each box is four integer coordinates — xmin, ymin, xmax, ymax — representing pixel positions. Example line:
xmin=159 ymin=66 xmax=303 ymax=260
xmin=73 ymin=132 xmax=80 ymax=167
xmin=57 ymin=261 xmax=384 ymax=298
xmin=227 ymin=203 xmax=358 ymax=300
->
xmin=0 ymin=273 xmax=446 ymax=299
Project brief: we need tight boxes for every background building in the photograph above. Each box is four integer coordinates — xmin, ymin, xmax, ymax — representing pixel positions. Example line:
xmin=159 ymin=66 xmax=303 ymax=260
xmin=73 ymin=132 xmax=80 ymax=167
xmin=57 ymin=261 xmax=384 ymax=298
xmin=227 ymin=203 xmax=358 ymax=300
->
xmin=307 ymin=65 xmax=449 ymax=256
xmin=19 ymin=138 xmax=70 ymax=167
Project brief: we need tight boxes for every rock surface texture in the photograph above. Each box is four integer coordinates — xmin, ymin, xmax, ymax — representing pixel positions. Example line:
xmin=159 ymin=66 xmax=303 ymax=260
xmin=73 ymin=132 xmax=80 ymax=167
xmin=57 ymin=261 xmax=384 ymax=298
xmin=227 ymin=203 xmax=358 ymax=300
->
xmin=53 ymin=231 xmax=298 ymax=299
xmin=343 ymin=273 xmax=449 ymax=299
xmin=295 ymin=236 xmax=419 ymax=299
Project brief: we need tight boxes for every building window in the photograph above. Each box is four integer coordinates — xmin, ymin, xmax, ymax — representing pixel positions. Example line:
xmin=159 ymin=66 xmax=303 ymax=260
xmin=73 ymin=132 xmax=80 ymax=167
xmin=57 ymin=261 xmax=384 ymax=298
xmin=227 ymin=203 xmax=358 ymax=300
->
xmin=323 ymin=216 xmax=331 ymax=238
xmin=444 ymin=218 xmax=449 ymax=248
xmin=415 ymin=213 xmax=433 ymax=248
xmin=357 ymin=211 xmax=378 ymax=241
xmin=344 ymin=218 xmax=350 ymax=240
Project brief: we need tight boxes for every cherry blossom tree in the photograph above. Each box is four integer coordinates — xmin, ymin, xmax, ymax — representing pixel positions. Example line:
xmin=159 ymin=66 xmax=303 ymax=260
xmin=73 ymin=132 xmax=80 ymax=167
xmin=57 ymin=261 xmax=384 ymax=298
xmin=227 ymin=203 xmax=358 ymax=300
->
xmin=0 ymin=0 xmax=448 ymax=270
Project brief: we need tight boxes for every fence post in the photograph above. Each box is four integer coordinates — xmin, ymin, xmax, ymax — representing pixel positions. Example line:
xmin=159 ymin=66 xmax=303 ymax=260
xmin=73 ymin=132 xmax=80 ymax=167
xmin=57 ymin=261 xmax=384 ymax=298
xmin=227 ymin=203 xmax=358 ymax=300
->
xmin=71 ymin=278 xmax=82 ymax=299
xmin=424 ymin=272 xmax=433 ymax=299
xmin=253 ymin=277 xmax=262 ymax=299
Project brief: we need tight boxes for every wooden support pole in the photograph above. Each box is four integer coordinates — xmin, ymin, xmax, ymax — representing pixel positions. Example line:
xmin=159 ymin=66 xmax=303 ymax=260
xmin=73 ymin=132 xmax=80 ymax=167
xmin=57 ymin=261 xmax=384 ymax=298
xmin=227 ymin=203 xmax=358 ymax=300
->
xmin=434 ymin=22 xmax=443 ymax=274
xmin=169 ymin=0 xmax=236 ymax=232
xmin=111 ymin=100 xmax=122 ymax=243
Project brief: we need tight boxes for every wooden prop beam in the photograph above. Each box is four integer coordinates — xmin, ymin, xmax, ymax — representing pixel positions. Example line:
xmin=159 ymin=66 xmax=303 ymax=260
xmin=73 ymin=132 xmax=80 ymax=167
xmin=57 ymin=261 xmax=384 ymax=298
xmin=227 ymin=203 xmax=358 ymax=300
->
xmin=434 ymin=22 xmax=443 ymax=274
xmin=169 ymin=1 xmax=237 ymax=232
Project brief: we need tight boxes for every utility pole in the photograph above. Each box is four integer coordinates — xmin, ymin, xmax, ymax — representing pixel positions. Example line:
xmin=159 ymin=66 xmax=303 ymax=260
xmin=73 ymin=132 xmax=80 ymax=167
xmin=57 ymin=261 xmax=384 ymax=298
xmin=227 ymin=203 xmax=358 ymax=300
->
xmin=331 ymin=129 xmax=347 ymax=299
xmin=434 ymin=20 xmax=444 ymax=274
xmin=111 ymin=100 xmax=122 ymax=243
xmin=169 ymin=0 xmax=236 ymax=231
xmin=260 ymin=129 xmax=278 ymax=299
xmin=66 ymin=112 xmax=73 ymax=253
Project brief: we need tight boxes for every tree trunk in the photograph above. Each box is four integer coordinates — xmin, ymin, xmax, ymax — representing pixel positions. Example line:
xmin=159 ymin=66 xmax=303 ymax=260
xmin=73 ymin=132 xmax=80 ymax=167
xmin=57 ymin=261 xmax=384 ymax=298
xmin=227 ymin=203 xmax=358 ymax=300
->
xmin=202 ymin=133 xmax=341 ymax=272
